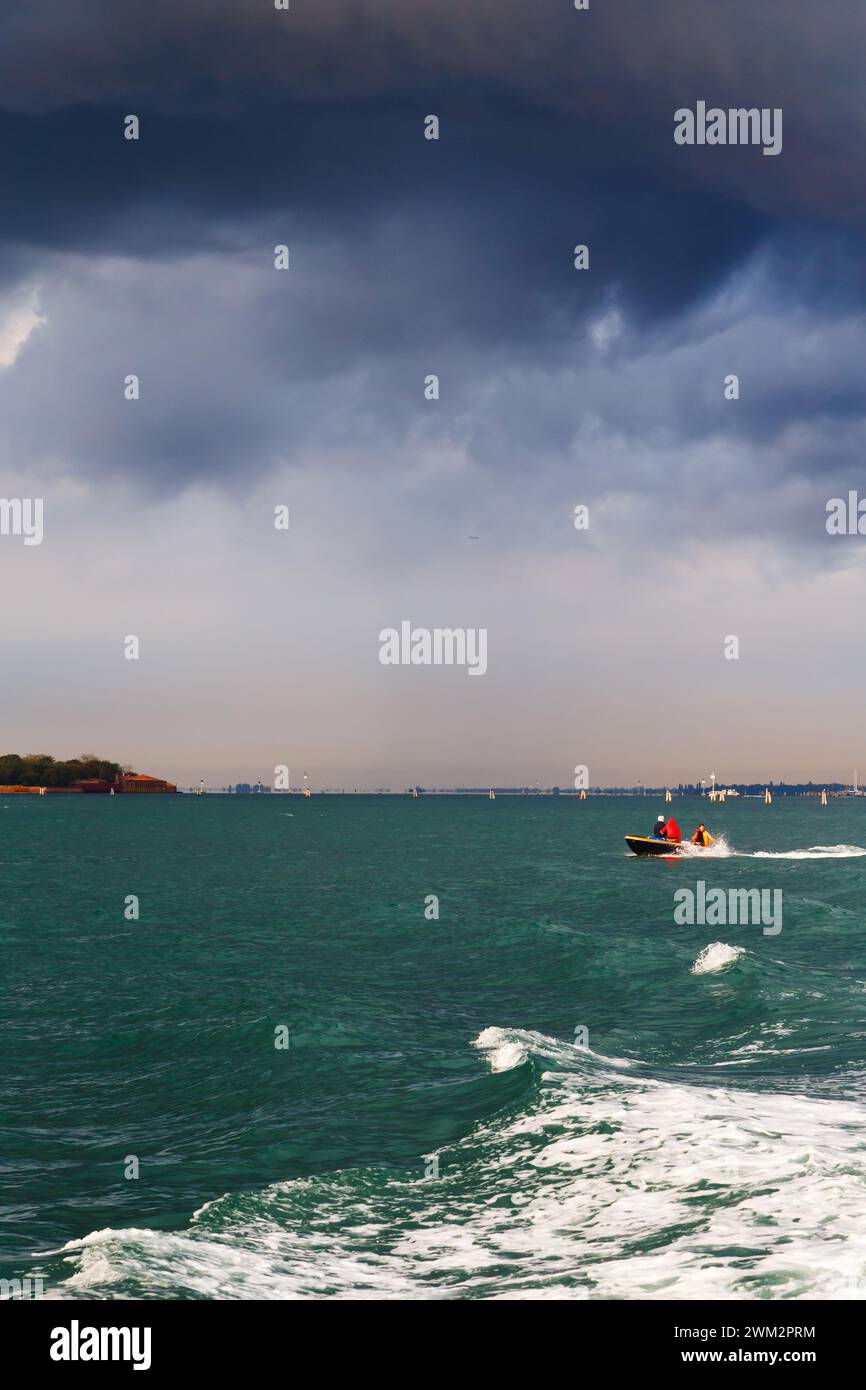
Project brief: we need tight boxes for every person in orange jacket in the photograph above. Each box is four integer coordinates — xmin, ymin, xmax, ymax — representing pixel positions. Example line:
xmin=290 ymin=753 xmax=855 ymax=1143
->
xmin=691 ymin=823 xmax=715 ymax=848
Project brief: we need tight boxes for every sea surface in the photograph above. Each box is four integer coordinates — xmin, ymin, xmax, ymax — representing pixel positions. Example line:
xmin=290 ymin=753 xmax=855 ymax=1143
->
xmin=2 ymin=793 xmax=866 ymax=1300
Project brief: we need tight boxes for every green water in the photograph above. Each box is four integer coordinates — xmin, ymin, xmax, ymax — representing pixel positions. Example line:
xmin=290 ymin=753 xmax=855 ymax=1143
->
xmin=2 ymin=794 xmax=866 ymax=1299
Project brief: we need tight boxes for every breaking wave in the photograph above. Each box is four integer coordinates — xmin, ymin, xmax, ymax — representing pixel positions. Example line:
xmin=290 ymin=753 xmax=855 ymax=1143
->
xmin=38 ymin=1028 xmax=866 ymax=1302
xmin=691 ymin=942 xmax=746 ymax=975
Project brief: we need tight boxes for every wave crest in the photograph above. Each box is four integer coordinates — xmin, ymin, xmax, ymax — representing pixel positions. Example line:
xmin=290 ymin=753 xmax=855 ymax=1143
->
xmin=691 ymin=942 xmax=746 ymax=975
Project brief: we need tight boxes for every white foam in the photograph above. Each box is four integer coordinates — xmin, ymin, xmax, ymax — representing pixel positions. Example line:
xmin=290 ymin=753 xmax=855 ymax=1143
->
xmin=472 ymin=1026 xmax=636 ymax=1074
xmin=678 ymin=834 xmax=732 ymax=859
xmin=691 ymin=942 xmax=745 ymax=975
xmin=49 ymin=1032 xmax=866 ymax=1302
xmin=472 ymin=1026 xmax=528 ymax=1072
xmin=680 ymin=839 xmax=866 ymax=861
xmin=746 ymin=844 xmax=866 ymax=860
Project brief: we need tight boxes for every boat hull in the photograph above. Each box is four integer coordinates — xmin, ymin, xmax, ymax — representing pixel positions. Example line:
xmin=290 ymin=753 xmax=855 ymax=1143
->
xmin=625 ymin=835 xmax=684 ymax=857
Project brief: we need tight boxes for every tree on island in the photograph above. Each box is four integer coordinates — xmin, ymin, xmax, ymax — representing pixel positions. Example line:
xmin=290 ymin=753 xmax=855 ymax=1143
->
xmin=0 ymin=753 xmax=123 ymax=787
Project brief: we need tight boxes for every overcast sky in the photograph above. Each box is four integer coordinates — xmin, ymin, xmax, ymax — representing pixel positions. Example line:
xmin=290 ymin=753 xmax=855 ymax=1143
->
xmin=1 ymin=1 xmax=864 ymax=788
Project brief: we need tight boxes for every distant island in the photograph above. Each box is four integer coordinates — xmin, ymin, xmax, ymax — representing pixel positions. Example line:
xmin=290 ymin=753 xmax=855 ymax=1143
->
xmin=0 ymin=753 xmax=177 ymax=794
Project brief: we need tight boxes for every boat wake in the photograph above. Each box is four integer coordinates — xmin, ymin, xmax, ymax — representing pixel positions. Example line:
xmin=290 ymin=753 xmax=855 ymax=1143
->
xmin=41 ymin=1027 xmax=866 ymax=1301
xmin=678 ymin=835 xmax=732 ymax=859
xmin=679 ymin=838 xmax=866 ymax=861
xmin=745 ymin=844 xmax=866 ymax=860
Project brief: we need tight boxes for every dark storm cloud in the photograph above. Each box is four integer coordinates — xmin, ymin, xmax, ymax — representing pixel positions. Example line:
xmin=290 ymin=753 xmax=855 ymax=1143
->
xmin=1 ymin=0 xmax=863 ymax=338
xmin=0 ymin=95 xmax=769 ymax=320
xmin=0 ymin=0 xmax=865 ymax=555
xmin=0 ymin=78 xmax=784 ymax=500
xmin=1 ymin=0 xmax=865 ymax=221
xmin=2 ymin=1 xmax=866 ymax=792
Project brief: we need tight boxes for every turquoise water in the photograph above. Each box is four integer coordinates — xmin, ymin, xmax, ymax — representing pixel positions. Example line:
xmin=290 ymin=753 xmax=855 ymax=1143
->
xmin=3 ymin=793 xmax=866 ymax=1299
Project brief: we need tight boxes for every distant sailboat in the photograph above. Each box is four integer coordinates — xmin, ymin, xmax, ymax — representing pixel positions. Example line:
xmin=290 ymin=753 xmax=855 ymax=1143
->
xmin=578 ymin=789 xmax=586 ymax=801
xmin=820 ymin=789 xmax=828 ymax=807
xmin=665 ymin=789 xmax=672 ymax=803
xmin=412 ymin=786 xmax=418 ymax=798
xmin=489 ymin=788 xmax=495 ymax=800
xmin=764 ymin=787 xmax=772 ymax=805
xmin=303 ymin=773 xmax=311 ymax=798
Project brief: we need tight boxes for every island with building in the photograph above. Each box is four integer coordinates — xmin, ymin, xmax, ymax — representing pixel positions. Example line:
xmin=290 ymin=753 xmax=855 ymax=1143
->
xmin=0 ymin=753 xmax=177 ymax=794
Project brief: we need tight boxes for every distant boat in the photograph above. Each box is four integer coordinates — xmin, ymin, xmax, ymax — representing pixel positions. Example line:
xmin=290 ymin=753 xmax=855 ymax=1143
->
xmin=764 ymin=787 xmax=773 ymax=805
xmin=820 ymin=789 xmax=828 ymax=806
xmin=578 ymin=789 xmax=586 ymax=801
xmin=488 ymin=789 xmax=495 ymax=800
xmin=665 ymin=789 xmax=672 ymax=803
xmin=412 ymin=786 xmax=418 ymax=798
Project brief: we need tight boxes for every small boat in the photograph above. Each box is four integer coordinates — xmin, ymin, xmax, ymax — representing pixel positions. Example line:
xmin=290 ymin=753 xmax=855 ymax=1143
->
xmin=625 ymin=835 xmax=684 ymax=857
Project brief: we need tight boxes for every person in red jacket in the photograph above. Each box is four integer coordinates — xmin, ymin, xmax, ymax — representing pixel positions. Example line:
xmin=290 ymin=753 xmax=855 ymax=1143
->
xmin=650 ymin=815 xmax=680 ymax=842
xmin=662 ymin=816 xmax=682 ymax=843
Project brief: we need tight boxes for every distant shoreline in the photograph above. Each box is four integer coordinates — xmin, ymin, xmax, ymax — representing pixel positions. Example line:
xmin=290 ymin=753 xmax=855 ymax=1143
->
xmin=166 ymin=786 xmax=864 ymax=798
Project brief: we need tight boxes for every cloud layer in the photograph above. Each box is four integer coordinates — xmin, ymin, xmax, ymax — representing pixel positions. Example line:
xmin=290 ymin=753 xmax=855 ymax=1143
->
xmin=0 ymin=2 xmax=864 ymax=784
